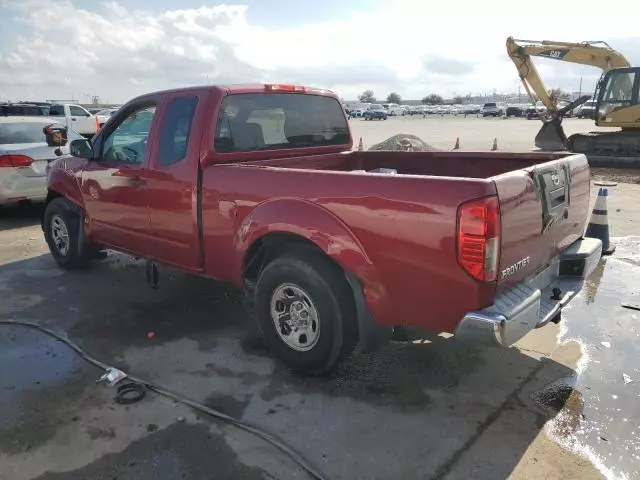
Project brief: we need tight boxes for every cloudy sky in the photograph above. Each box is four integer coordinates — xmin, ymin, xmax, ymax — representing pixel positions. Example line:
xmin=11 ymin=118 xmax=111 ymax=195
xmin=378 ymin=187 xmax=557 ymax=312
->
xmin=1 ymin=0 xmax=639 ymax=103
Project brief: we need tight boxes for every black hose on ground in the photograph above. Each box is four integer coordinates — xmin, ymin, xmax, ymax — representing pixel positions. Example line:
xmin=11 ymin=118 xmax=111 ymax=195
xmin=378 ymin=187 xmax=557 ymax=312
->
xmin=0 ymin=318 xmax=327 ymax=480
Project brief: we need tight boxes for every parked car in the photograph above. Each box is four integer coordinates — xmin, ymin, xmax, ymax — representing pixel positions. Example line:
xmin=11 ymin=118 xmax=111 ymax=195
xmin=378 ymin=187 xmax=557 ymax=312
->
xmin=1 ymin=103 xmax=46 ymax=117
xmin=364 ymin=106 xmax=388 ymax=120
xmin=462 ymin=104 xmax=481 ymax=115
xmin=95 ymin=108 xmax=119 ymax=127
xmin=387 ymin=105 xmax=406 ymax=116
xmin=577 ymin=100 xmax=597 ymax=119
xmin=44 ymin=83 xmax=601 ymax=375
xmin=0 ymin=117 xmax=82 ymax=205
xmin=482 ymin=102 xmax=507 ymax=117
xmin=17 ymin=101 xmax=53 ymax=115
xmin=506 ymin=104 xmax=524 ymax=117
xmin=47 ymin=103 xmax=100 ymax=137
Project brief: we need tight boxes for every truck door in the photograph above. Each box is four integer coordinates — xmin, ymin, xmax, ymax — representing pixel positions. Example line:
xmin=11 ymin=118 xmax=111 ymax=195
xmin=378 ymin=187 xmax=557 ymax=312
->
xmin=68 ymin=105 xmax=95 ymax=136
xmin=145 ymin=93 xmax=203 ymax=271
xmin=81 ymin=103 xmax=158 ymax=254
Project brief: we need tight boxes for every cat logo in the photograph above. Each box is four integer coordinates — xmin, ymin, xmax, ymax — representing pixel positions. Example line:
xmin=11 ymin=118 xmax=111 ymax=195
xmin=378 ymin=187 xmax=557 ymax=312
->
xmin=551 ymin=172 xmax=560 ymax=186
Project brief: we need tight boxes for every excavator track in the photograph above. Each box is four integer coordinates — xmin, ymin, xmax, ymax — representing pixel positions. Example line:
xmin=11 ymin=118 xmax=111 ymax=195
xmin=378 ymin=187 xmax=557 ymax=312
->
xmin=568 ymin=130 xmax=640 ymax=167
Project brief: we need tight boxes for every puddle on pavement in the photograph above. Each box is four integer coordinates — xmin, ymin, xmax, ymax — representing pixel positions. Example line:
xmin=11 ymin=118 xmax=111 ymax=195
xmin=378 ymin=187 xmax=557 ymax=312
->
xmin=538 ymin=236 xmax=640 ymax=480
xmin=0 ymin=326 xmax=87 ymax=431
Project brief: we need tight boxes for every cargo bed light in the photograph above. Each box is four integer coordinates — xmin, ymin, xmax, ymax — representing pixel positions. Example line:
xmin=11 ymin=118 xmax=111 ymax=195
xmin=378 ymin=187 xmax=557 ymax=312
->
xmin=264 ymin=84 xmax=306 ymax=92
xmin=457 ymin=196 xmax=501 ymax=282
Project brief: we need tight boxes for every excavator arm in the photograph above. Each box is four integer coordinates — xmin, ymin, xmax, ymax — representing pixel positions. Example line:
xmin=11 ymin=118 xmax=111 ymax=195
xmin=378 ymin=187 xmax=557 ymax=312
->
xmin=506 ymin=37 xmax=632 ymax=150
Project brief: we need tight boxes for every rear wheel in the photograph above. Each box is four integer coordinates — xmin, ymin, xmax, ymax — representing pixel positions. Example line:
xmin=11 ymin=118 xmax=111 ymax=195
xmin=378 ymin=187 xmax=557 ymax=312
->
xmin=43 ymin=198 xmax=90 ymax=269
xmin=255 ymin=252 xmax=358 ymax=375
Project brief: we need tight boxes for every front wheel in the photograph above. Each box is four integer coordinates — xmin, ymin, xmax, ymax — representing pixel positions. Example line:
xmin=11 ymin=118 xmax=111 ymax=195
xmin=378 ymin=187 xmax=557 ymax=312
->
xmin=43 ymin=198 xmax=90 ymax=269
xmin=255 ymin=252 xmax=358 ymax=375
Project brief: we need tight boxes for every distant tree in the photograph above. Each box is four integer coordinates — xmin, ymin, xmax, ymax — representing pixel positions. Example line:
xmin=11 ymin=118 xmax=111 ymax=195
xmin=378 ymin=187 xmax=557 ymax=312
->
xmin=548 ymin=88 xmax=569 ymax=103
xmin=453 ymin=95 xmax=465 ymax=104
xmin=358 ymin=90 xmax=376 ymax=103
xmin=421 ymin=94 xmax=444 ymax=105
xmin=386 ymin=92 xmax=402 ymax=104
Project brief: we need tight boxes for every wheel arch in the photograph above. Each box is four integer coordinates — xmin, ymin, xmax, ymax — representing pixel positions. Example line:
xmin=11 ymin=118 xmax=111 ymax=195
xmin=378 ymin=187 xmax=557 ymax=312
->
xmin=236 ymin=199 xmax=392 ymax=352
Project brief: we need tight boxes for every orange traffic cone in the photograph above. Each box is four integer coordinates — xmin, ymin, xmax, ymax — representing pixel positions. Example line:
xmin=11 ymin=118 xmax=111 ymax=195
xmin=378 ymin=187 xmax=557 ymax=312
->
xmin=585 ymin=187 xmax=615 ymax=255
xmin=453 ymin=137 xmax=460 ymax=150
xmin=358 ymin=137 xmax=364 ymax=151
xmin=491 ymin=137 xmax=498 ymax=151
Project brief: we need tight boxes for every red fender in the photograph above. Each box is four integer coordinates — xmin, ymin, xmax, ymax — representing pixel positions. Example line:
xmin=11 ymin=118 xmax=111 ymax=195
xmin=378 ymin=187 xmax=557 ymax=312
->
xmin=233 ymin=199 xmax=393 ymax=324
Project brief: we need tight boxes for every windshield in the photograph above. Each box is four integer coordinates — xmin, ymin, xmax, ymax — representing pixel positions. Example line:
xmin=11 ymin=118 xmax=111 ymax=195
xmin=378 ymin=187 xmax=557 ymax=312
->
xmin=484 ymin=103 xmax=496 ymax=108
xmin=0 ymin=122 xmax=82 ymax=145
xmin=214 ymin=93 xmax=349 ymax=153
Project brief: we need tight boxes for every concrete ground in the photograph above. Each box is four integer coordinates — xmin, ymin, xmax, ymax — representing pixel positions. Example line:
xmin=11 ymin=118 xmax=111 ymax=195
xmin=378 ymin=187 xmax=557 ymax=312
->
xmin=0 ymin=117 xmax=639 ymax=480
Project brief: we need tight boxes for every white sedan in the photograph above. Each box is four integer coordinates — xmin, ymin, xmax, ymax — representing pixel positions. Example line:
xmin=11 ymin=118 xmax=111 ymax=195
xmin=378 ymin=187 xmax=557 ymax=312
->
xmin=0 ymin=117 xmax=83 ymax=206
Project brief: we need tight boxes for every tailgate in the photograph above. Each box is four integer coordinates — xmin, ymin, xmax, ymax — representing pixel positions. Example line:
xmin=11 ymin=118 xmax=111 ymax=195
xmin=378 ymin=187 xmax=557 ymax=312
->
xmin=493 ymin=154 xmax=591 ymax=293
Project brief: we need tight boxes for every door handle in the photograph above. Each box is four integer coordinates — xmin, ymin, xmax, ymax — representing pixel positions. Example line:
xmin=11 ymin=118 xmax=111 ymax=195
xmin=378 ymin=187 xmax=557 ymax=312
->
xmin=71 ymin=118 xmax=77 ymax=121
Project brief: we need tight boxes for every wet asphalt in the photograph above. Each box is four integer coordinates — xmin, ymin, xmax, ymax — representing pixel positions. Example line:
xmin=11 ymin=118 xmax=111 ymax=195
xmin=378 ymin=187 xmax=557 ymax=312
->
xmin=0 ymin=187 xmax=639 ymax=479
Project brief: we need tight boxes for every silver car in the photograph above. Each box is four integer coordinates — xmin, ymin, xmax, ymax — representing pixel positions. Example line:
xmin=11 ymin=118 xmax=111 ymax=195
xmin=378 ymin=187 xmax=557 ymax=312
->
xmin=0 ymin=117 xmax=83 ymax=205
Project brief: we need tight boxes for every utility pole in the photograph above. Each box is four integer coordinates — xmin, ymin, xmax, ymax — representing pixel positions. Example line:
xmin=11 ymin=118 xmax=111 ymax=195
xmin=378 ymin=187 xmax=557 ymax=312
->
xmin=518 ymin=83 xmax=521 ymax=104
xmin=578 ymin=76 xmax=583 ymax=99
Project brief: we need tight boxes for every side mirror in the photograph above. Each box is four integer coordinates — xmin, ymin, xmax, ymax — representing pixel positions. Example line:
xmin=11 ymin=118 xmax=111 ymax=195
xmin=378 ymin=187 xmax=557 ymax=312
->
xmin=70 ymin=139 xmax=95 ymax=159
xmin=44 ymin=125 xmax=68 ymax=147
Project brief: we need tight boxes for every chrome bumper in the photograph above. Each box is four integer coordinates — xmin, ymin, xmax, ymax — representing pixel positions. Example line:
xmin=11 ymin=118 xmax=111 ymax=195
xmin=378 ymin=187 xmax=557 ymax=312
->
xmin=455 ymin=237 xmax=602 ymax=347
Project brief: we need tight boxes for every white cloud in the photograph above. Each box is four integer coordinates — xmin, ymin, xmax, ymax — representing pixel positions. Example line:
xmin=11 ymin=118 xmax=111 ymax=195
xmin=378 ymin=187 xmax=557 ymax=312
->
xmin=1 ymin=0 xmax=640 ymax=103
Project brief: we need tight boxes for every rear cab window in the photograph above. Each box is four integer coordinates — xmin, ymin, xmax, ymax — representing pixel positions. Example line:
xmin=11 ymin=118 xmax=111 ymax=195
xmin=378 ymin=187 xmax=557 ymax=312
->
xmin=214 ymin=93 xmax=348 ymax=153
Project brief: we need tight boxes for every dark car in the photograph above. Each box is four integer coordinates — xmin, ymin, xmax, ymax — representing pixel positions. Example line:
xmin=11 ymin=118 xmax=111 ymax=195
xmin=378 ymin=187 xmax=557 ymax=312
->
xmin=577 ymin=101 xmax=597 ymax=119
xmin=364 ymin=106 xmax=388 ymax=120
xmin=0 ymin=103 xmax=46 ymax=116
xmin=506 ymin=105 xmax=524 ymax=117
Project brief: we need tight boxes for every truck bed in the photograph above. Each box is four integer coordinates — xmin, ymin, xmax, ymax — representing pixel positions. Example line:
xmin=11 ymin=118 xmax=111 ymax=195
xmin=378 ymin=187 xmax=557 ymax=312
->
xmin=238 ymin=150 xmax=571 ymax=179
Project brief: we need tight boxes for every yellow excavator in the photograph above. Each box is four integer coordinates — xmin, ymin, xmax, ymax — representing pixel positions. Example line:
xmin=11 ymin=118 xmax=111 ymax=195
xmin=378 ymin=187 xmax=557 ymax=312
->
xmin=506 ymin=37 xmax=640 ymax=160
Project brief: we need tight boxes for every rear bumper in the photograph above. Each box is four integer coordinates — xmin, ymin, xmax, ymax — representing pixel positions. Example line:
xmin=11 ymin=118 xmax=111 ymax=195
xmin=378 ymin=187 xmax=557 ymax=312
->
xmin=455 ymin=237 xmax=602 ymax=347
xmin=0 ymin=171 xmax=47 ymax=205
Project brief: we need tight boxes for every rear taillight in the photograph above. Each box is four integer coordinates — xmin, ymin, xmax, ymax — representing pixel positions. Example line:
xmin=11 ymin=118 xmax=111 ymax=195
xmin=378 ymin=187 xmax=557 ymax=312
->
xmin=457 ymin=196 xmax=501 ymax=282
xmin=95 ymin=116 xmax=100 ymax=131
xmin=0 ymin=154 xmax=34 ymax=168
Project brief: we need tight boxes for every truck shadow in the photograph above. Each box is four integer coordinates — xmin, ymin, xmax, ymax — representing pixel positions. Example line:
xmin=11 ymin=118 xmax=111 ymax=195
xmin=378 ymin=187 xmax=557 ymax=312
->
xmin=0 ymin=252 xmax=582 ymax=480
xmin=0 ymin=203 xmax=44 ymax=232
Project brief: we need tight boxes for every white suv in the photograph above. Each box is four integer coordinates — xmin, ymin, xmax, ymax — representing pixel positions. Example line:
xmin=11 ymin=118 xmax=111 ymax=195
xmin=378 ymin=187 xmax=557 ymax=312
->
xmin=481 ymin=102 xmax=506 ymax=117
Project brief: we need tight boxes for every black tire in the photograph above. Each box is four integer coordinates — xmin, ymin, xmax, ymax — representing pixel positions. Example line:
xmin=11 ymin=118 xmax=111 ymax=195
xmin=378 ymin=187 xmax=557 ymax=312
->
xmin=255 ymin=252 xmax=358 ymax=375
xmin=43 ymin=197 xmax=90 ymax=269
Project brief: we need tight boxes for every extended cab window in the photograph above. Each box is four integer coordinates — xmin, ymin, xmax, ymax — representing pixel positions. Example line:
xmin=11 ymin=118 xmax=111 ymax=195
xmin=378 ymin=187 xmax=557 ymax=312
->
xmin=102 ymin=105 xmax=156 ymax=164
xmin=158 ymin=96 xmax=198 ymax=166
xmin=214 ymin=93 xmax=348 ymax=152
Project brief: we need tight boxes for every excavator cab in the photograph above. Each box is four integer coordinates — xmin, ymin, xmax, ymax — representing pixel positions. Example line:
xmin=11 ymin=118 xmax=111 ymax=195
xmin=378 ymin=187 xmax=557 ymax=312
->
xmin=595 ymin=67 xmax=640 ymax=125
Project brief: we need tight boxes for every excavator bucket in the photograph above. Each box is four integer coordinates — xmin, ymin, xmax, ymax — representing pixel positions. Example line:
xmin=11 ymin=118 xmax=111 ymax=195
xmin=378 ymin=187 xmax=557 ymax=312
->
xmin=534 ymin=95 xmax=590 ymax=151
xmin=535 ymin=118 xmax=568 ymax=151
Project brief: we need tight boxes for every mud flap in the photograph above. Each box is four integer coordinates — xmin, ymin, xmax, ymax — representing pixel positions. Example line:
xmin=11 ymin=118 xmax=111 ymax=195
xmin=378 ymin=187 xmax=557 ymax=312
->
xmin=535 ymin=118 xmax=568 ymax=151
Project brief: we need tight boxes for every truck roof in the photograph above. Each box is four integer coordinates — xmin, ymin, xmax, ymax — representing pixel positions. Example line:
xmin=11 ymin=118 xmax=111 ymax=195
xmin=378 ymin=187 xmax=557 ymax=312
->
xmin=132 ymin=83 xmax=340 ymax=102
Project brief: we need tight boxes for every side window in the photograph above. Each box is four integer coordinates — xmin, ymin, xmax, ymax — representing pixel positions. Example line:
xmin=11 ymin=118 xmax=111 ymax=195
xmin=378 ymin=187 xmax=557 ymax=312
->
xmin=101 ymin=105 xmax=156 ymax=164
xmin=48 ymin=105 xmax=65 ymax=116
xmin=157 ymin=96 xmax=198 ymax=166
xmin=69 ymin=106 xmax=89 ymax=117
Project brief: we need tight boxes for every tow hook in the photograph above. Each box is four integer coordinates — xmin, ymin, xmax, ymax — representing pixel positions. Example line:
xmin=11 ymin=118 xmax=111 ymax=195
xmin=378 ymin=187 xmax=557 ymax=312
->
xmin=551 ymin=287 xmax=562 ymax=301
xmin=145 ymin=259 xmax=159 ymax=289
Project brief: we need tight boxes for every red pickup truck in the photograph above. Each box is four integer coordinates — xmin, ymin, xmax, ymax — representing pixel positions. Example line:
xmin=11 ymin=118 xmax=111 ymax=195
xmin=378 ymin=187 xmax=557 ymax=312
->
xmin=43 ymin=84 xmax=601 ymax=374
